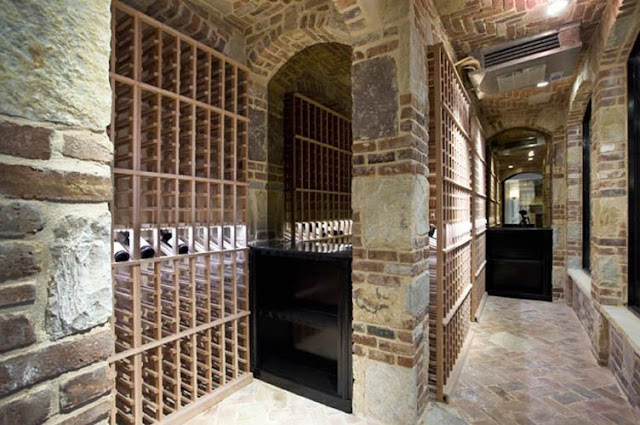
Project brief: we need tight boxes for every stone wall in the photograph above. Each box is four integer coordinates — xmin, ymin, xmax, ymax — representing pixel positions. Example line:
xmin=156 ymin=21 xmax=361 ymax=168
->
xmin=0 ymin=1 xmax=115 ymax=424
xmin=569 ymin=276 xmax=608 ymax=364
xmin=608 ymin=319 xmax=640 ymax=411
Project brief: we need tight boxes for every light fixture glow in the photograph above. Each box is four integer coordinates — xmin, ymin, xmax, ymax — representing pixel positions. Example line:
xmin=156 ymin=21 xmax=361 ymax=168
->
xmin=537 ymin=81 xmax=549 ymax=88
xmin=528 ymin=150 xmax=534 ymax=157
xmin=509 ymin=165 xmax=514 ymax=169
xmin=548 ymin=0 xmax=569 ymax=15
xmin=528 ymin=157 xmax=534 ymax=161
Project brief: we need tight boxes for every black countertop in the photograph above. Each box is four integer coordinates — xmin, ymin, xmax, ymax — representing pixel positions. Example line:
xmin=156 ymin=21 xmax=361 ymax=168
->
xmin=249 ymin=240 xmax=352 ymax=260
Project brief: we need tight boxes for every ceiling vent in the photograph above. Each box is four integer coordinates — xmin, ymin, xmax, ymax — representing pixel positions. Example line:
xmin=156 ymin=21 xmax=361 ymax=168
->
xmin=469 ymin=24 xmax=582 ymax=98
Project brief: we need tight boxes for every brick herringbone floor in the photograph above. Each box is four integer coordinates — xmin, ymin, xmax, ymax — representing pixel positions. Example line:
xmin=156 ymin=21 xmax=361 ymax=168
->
xmin=449 ymin=296 xmax=640 ymax=425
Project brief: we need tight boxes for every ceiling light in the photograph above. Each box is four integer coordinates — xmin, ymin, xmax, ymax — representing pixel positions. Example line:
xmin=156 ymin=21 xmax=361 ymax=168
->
xmin=537 ymin=81 xmax=549 ymax=88
xmin=509 ymin=165 xmax=514 ymax=169
xmin=528 ymin=157 xmax=534 ymax=161
xmin=548 ymin=0 xmax=569 ymax=15
xmin=528 ymin=150 xmax=534 ymax=157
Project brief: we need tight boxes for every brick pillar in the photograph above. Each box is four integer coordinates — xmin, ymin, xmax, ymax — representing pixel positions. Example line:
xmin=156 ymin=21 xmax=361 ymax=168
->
xmin=0 ymin=1 xmax=114 ymax=424
xmin=551 ymin=126 xmax=568 ymax=300
xmin=349 ymin=3 xmax=431 ymax=423
xmin=247 ymin=76 xmax=271 ymax=241
xmin=591 ymin=66 xmax=628 ymax=306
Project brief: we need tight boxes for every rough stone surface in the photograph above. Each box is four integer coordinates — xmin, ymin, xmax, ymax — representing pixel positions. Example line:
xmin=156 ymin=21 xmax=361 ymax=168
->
xmin=363 ymin=360 xmax=417 ymax=425
xmin=62 ymin=131 xmax=113 ymax=164
xmin=248 ymin=108 xmax=267 ymax=162
xmin=0 ymin=122 xmax=53 ymax=160
xmin=422 ymin=402 xmax=468 ymax=425
xmin=53 ymin=397 xmax=112 ymax=425
xmin=0 ymin=242 xmax=41 ymax=283
xmin=0 ymin=163 xmax=111 ymax=202
xmin=0 ymin=327 xmax=113 ymax=397
xmin=0 ymin=386 xmax=51 ymax=425
xmin=0 ymin=283 xmax=37 ymax=308
xmin=0 ymin=315 xmax=35 ymax=353
xmin=0 ymin=0 xmax=112 ymax=130
xmin=60 ymin=365 xmax=113 ymax=413
xmin=352 ymin=56 xmax=398 ymax=140
xmin=353 ymin=175 xmax=428 ymax=251
xmin=47 ymin=211 xmax=113 ymax=340
xmin=0 ymin=201 xmax=45 ymax=239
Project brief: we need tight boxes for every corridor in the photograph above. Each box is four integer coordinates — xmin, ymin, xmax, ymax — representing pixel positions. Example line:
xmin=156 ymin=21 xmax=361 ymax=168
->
xmin=449 ymin=297 xmax=640 ymax=425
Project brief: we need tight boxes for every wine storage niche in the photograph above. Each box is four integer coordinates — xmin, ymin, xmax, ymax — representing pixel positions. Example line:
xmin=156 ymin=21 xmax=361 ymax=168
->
xmin=427 ymin=44 xmax=474 ymax=402
xmin=108 ymin=3 xmax=250 ymax=424
xmin=284 ymin=93 xmax=353 ymax=246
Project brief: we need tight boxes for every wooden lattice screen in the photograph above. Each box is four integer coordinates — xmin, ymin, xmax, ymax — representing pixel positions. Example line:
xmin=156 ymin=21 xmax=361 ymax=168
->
xmin=488 ymin=150 xmax=500 ymax=227
xmin=427 ymin=44 xmax=474 ymax=402
xmin=109 ymin=2 xmax=250 ymax=424
xmin=284 ymin=93 xmax=353 ymax=246
xmin=470 ymin=116 xmax=488 ymax=320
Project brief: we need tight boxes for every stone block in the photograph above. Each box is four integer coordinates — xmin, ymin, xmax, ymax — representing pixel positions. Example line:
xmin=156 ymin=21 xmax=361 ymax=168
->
xmin=0 ymin=326 xmax=113 ymax=397
xmin=364 ymin=360 xmax=418 ymax=425
xmin=0 ymin=282 xmax=36 ymax=308
xmin=248 ymin=108 xmax=267 ymax=161
xmin=0 ymin=386 xmax=51 ymax=425
xmin=352 ymin=56 xmax=398 ymax=139
xmin=0 ymin=122 xmax=52 ymax=160
xmin=0 ymin=315 xmax=35 ymax=353
xmin=0 ymin=0 xmax=112 ymax=130
xmin=53 ymin=397 xmax=112 ymax=425
xmin=63 ymin=131 xmax=113 ymax=164
xmin=353 ymin=174 xmax=428 ymax=251
xmin=0 ymin=241 xmax=41 ymax=283
xmin=60 ymin=365 xmax=113 ymax=412
xmin=0 ymin=164 xmax=111 ymax=202
xmin=0 ymin=201 xmax=45 ymax=239
xmin=47 ymin=210 xmax=113 ymax=340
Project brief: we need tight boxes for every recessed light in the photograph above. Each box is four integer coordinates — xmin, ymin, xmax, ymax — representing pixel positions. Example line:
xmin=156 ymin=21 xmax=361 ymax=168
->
xmin=528 ymin=150 xmax=534 ymax=157
xmin=528 ymin=157 xmax=534 ymax=161
xmin=548 ymin=0 xmax=569 ymax=15
xmin=508 ymin=165 xmax=514 ymax=169
xmin=537 ymin=81 xmax=549 ymax=88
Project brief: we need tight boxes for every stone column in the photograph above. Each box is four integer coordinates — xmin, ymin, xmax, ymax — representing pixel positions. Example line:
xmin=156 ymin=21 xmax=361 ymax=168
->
xmin=590 ymin=66 xmax=628 ymax=307
xmin=551 ymin=126 xmax=568 ymax=300
xmin=0 ymin=1 xmax=114 ymax=424
xmin=247 ymin=76 xmax=272 ymax=241
xmin=349 ymin=1 xmax=431 ymax=423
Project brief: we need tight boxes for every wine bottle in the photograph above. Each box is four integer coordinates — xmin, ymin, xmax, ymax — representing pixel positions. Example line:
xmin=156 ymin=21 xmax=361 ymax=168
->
xmin=113 ymin=241 xmax=130 ymax=262
xmin=160 ymin=229 xmax=188 ymax=255
xmin=140 ymin=237 xmax=155 ymax=259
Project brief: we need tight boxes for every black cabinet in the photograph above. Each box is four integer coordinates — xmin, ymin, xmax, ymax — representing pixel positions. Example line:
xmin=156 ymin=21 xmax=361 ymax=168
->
xmin=250 ymin=242 xmax=352 ymax=412
xmin=486 ymin=228 xmax=552 ymax=301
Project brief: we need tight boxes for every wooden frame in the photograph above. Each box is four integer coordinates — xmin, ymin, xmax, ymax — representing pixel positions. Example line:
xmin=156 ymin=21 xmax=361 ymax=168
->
xmin=427 ymin=44 xmax=474 ymax=402
xmin=284 ymin=93 xmax=353 ymax=247
xmin=470 ymin=116 xmax=488 ymax=321
xmin=108 ymin=3 xmax=250 ymax=424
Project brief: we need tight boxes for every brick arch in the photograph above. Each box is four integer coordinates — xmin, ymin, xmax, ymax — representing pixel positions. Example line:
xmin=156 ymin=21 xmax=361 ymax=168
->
xmin=487 ymin=126 xmax=551 ymax=143
xmin=485 ymin=119 xmax=558 ymax=140
xmin=247 ymin=20 xmax=351 ymax=80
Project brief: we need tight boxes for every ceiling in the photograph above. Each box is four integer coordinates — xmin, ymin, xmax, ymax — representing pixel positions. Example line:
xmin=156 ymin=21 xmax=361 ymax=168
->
xmin=433 ymin=0 xmax=608 ymax=142
xmin=491 ymin=128 xmax=548 ymax=177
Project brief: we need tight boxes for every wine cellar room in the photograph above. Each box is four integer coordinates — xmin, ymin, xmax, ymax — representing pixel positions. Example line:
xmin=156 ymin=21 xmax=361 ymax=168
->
xmin=108 ymin=0 xmax=489 ymax=418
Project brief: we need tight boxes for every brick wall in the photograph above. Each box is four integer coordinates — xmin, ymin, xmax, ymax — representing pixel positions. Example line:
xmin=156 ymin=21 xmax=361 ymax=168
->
xmin=0 ymin=1 xmax=114 ymax=423
xmin=608 ymin=321 xmax=640 ymax=411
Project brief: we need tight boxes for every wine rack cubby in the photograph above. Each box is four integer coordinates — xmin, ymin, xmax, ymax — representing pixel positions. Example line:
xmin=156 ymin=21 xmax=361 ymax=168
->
xmin=108 ymin=2 xmax=250 ymax=424
xmin=427 ymin=44 xmax=478 ymax=402
xmin=284 ymin=93 xmax=353 ymax=246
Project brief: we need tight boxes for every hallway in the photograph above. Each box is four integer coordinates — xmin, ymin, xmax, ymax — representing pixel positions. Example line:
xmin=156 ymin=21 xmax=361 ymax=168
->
xmin=449 ymin=297 xmax=640 ymax=425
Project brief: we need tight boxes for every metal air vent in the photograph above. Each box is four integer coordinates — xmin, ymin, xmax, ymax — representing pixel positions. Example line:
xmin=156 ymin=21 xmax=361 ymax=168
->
xmin=484 ymin=33 xmax=560 ymax=68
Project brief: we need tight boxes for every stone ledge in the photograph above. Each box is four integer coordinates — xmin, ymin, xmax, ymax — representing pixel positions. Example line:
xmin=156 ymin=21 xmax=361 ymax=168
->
xmin=602 ymin=306 xmax=640 ymax=355
xmin=568 ymin=268 xmax=591 ymax=297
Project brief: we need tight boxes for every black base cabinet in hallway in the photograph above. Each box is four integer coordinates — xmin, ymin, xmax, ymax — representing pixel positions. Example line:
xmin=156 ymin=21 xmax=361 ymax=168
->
xmin=486 ymin=228 xmax=553 ymax=301
xmin=249 ymin=242 xmax=353 ymax=412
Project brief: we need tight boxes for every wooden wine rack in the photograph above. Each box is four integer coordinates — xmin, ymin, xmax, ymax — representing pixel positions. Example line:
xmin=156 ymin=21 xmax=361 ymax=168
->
xmin=284 ymin=93 xmax=353 ymax=245
xmin=488 ymin=150 xmax=501 ymax=227
xmin=470 ymin=116 xmax=487 ymax=321
xmin=427 ymin=44 xmax=475 ymax=402
xmin=108 ymin=3 xmax=250 ymax=424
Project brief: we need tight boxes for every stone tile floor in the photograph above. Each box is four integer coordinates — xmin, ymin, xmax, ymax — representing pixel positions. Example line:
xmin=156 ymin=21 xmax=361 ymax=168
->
xmin=186 ymin=296 xmax=640 ymax=425
xmin=449 ymin=296 xmax=640 ymax=425
xmin=185 ymin=380 xmax=384 ymax=425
